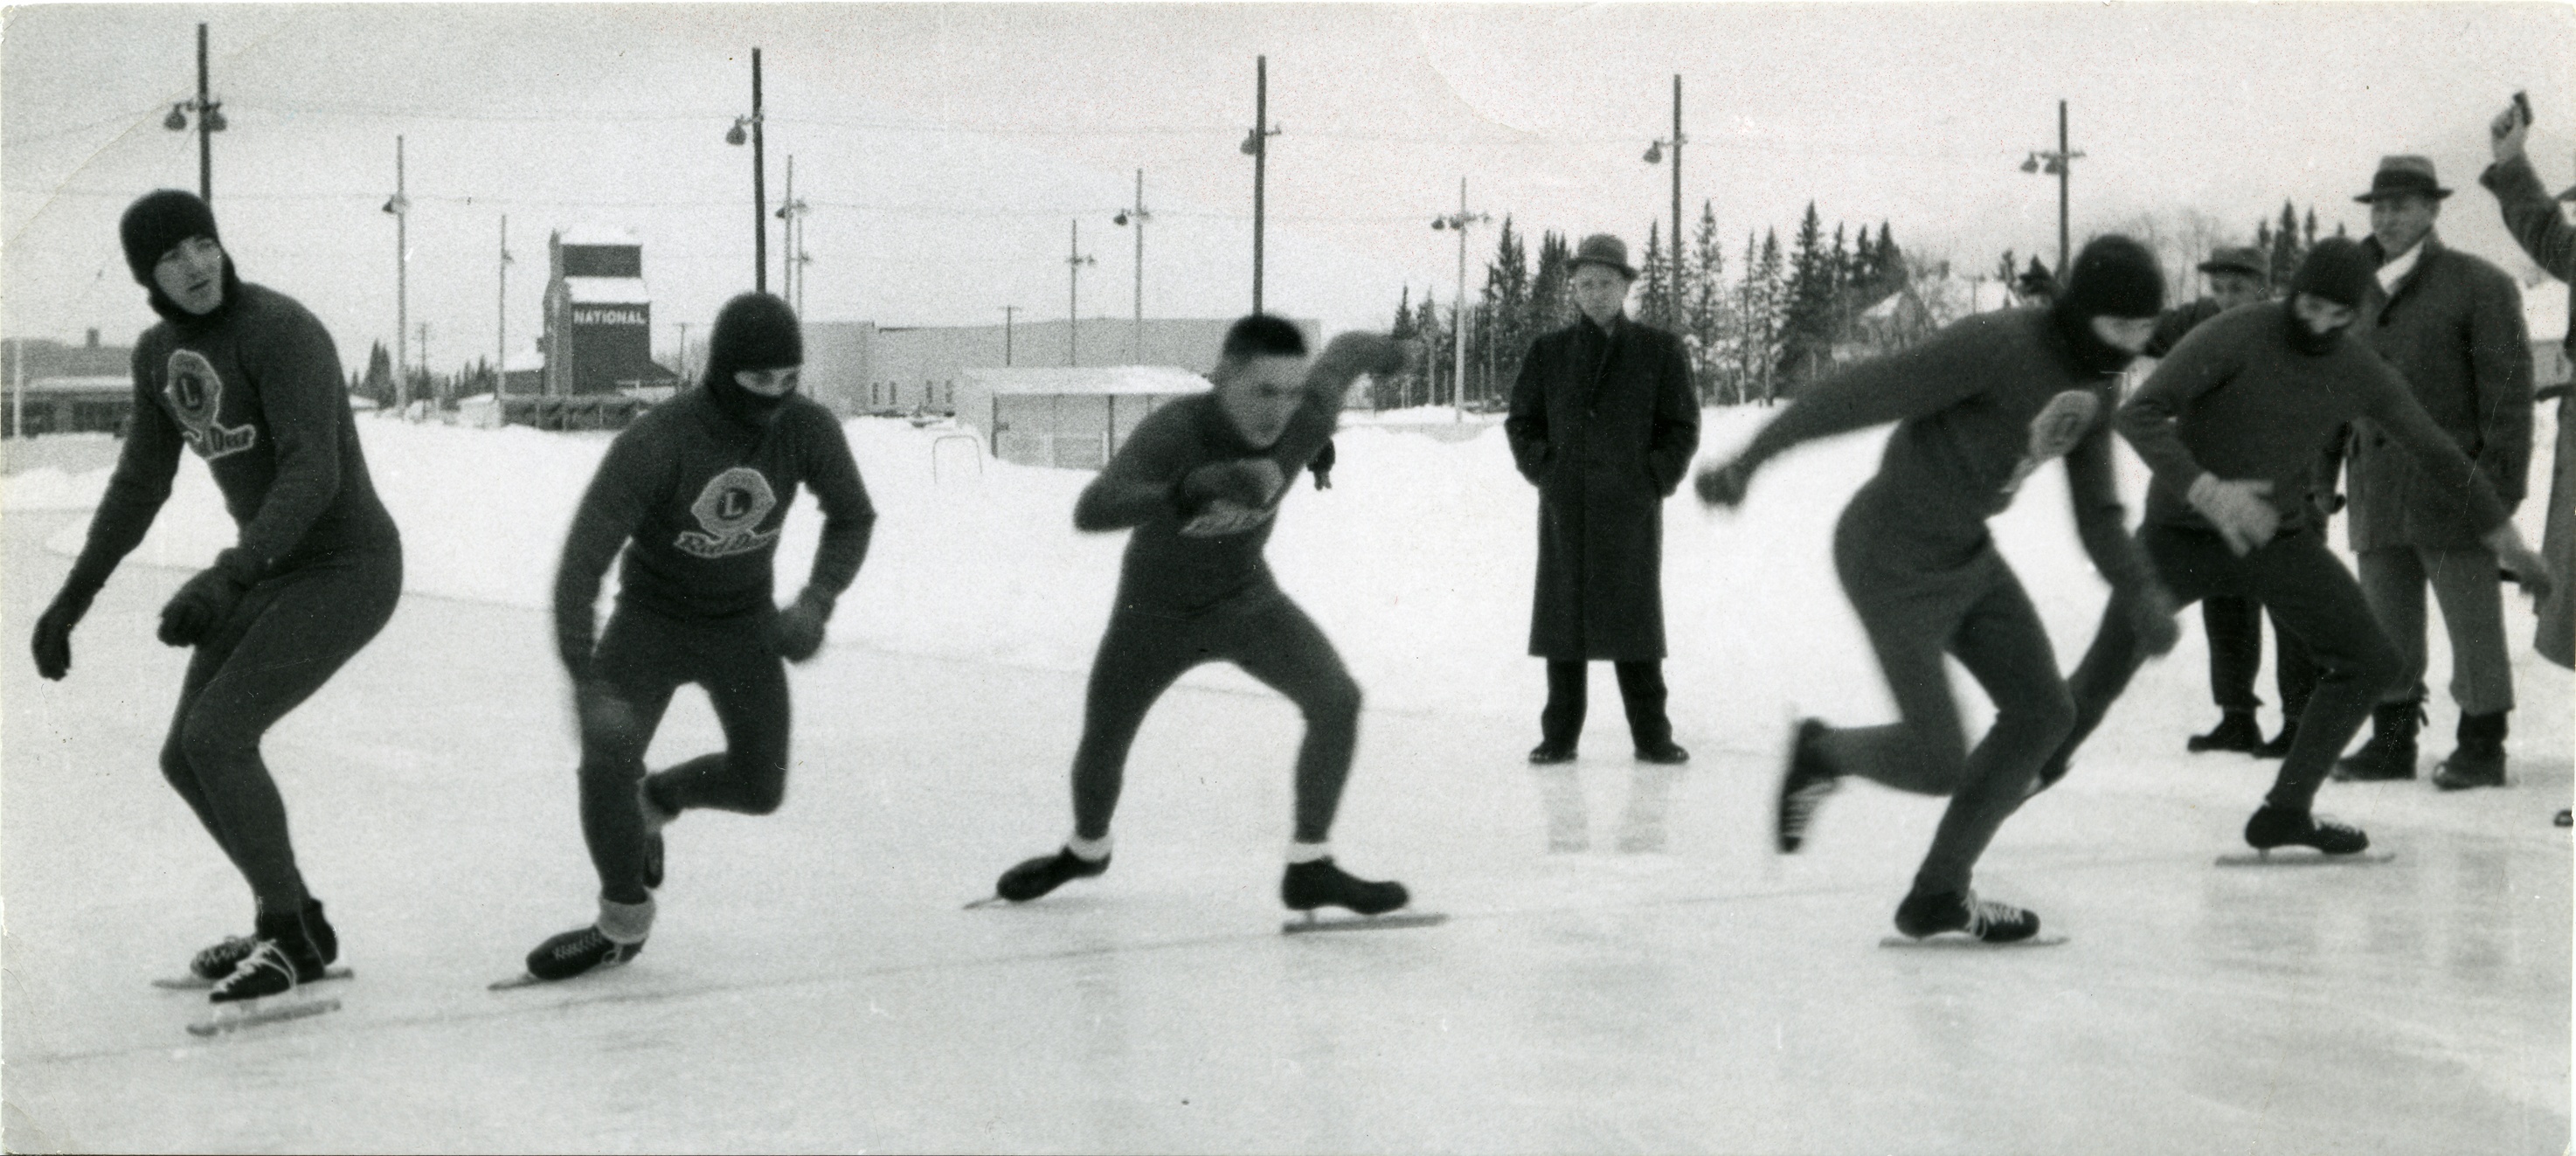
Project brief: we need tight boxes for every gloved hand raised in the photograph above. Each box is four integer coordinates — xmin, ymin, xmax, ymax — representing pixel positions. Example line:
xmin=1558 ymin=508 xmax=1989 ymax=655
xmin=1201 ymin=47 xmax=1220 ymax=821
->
xmin=2185 ymin=474 xmax=2279 ymax=557
xmin=157 ymin=549 xmax=261 ymax=647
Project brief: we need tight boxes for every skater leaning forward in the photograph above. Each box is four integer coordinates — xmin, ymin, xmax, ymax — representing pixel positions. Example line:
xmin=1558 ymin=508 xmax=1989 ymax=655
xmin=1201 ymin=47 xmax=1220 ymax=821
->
xmin=989 ymin=316 xmax=1420 ymax=921
xmin=2034 ymin=239 xmax=2551 ymax=856
xmin=1694 ymin=236 xmax=2184 ymax=945
xmin=526 ymin=293 xmax=876 ymax=983
xmin=30 ymin=190 xmax=404 ymax=1002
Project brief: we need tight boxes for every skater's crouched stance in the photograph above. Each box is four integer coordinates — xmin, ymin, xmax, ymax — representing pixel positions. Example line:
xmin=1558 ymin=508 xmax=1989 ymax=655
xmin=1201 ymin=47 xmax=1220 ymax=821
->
xmin=1696 ymin=236 xmax=2184 ymax=944
xmin=32 ymin=190 xmax=403 ymax=1004
xmin=2034 ymin=239 xmax=2552 ymax=855
xmin=523 ymin=293 xmax=876 ymax=983
xmin=991 ymin=316 xmax=1416 ymax=919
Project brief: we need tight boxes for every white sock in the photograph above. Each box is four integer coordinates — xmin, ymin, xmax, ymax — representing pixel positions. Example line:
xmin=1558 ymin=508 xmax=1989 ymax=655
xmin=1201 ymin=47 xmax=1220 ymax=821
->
xmin=597 ymin=896 xmax=656 ymax=945
xmin=1285 ymin=840 xmax=1331 ymax=865
xmin=1067 ymin=834 xmax=1113 ymax=862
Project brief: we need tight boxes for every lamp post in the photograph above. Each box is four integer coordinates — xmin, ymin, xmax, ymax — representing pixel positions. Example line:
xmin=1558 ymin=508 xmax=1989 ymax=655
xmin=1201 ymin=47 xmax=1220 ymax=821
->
xmin=726 ymin=49 xmax=768 ymax=293
xmin=775 ymin=155 xmax=810 ymax=315
xmin=1643 ymin=74 xmax=1685 ymax=327
xmin=381 ymin=135 xmax=410 ymax=411
xmin=1242 ymin=56 xmax=1280 ymax=314
xmin=1066 ymin=220 xmax=1096 ymax=367
xmin=162 ymin=24 xmax=225 ymax=201
xmin=2019 ymin=99 xmax=2084 ymax=294
xmin=1115 ymin=170 xmax=1151 ymax=363
xmin=1430 ymin=178 xmax=1490 ymax=415
xmin=497 ymin=214 xmax=511 ymax=409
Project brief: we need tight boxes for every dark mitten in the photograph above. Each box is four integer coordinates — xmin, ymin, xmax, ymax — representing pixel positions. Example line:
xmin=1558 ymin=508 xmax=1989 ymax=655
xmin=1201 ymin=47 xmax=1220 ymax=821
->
xmin=2125 ymin=580 xmax=2183 ymax=658
xmin=1693 ymin=458 xmax=1755 ymax=509
xmin=31 ymin=587 xmax=93 ymax=680
xmin=1312 ymin=468 xmax=1332 ymax=491
xmin=771 ymin=587 xmax=833 ymax=663
xmin=156 ymin=549 xmax=260 ymax=647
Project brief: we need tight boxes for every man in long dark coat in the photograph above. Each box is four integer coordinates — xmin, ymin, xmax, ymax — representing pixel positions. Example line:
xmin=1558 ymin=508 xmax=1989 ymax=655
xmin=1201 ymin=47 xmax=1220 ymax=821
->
xmin=1506 ymin=233 xmax=1700 ymax=766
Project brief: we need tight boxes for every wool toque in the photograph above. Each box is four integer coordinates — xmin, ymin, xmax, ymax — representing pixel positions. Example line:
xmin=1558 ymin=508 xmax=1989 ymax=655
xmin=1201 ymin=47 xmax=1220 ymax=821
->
xmin=120 ymin=190 xmax=220 ymax=285
xmin=2054 ymin=235 xmax=2166 ymax=321
xmin=2289 ymin=237 xmax=2375 ymax=309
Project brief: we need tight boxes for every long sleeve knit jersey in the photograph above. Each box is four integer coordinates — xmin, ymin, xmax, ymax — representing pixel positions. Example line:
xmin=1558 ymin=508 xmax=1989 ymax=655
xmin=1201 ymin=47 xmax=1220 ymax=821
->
xmin=2121 ymin=302 xmax=2510 ymax=539
xmin=1733 ymin=308 xmax=2152 ymax=591
xmin=66 ymin=283 xmax=398 ymax=597
xmin=554 ymin=389 xmax=876 ymax=679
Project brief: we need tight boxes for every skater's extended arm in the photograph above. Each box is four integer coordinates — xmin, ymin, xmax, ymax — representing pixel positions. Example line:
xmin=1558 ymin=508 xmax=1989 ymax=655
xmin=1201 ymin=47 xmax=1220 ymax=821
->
xmin=231 ymin=303 xmax=350 ymax=570
xmin=552 ymin=431 xmax=668 ymax=681
xmin=2360 ymin=363 xmax=2515 ymax=536
xmin=1642 ymin=336 xmax=1701 ymax=497
xmin=1265 ymin=331 xmax=1403 ymax=477
xmin=1732 ymin=320 xmax=1997 ymax=475
xmin=2061 ymin=425 xmax=2155 ymax=593
xmin=2483 ymin=153 xmax=2576 ymax=285
xmin=799 ymin=412 xmax=876 ymax=605
xmin=2116 ymin=322 xmax=2245 ymax=491
xmin=1075 ymin=405 xmax=1195 ymax=531
xmin=58 ymin=344 xmax=187 ymax=602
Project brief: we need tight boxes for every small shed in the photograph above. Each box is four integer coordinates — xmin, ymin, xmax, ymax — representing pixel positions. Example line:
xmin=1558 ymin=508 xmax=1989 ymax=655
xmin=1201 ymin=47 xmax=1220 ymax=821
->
xmin=956 ymin=365 xmax=1211 ymax=470
xmin=6 ymin=376 xmax=134 ymax=437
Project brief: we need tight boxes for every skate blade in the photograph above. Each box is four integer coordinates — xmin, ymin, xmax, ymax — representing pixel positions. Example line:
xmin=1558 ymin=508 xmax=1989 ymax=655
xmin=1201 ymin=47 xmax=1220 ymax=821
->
xmin=488 ymin=973 xmax=552 ymax=991
xmin=1878 ymin=933 xmax=2069 ymax=950
xmin=1281 ymin=910 xmax=1449 ymax=935
xmin=2213 ymin=850 xmax=2396 ymax=867
xmin=156 ymin=966 xmax=353 ymax=992
xmin=962 ymin=896 xmax=1014 ymax=910
xmin=184 ymin=994 xmax=343 ymax=1037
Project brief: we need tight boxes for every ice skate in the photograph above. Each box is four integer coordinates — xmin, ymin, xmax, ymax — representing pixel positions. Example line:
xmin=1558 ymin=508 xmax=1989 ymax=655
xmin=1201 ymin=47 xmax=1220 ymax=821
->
xmin=188 ymin=909 xmax=345 ymax=1035
xmin=981 ymin=845 xmax=1110 ymax=905
xmin=171 ymin=898 xmax=338 ymax=987
xmin=1881 ymin=888 xmax=2060 ymax=947
xmin=493 ymin=924 xmax=647 ymax=989
xmin=1280 ymin=857 xmax=1444 ymax=933
xmin=1776 ymin=719 xmax=1839 ymax=853
xmin=2186 ymin=710 xmax=2262 ymax=754
xmin=2217 ymin=806 xmax=2388 ymax=865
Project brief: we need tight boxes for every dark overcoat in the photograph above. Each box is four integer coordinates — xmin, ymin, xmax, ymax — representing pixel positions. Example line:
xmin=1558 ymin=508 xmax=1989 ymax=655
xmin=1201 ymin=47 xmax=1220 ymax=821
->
xmin=2345 ymin=233 xmax=2533 ymax=552
xmin=1504 ymin=314 xmax=1700 ymax=660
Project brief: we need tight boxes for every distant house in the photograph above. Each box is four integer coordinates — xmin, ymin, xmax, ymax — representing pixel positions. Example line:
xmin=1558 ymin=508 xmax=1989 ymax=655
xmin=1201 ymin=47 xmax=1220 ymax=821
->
xmin=799 ymin=316 xmax=1319 ymax=419
xmin=3 ymin=331 xmax=136 ymax=437
xmin=955 ymin=365 xmax=1212 ymax=469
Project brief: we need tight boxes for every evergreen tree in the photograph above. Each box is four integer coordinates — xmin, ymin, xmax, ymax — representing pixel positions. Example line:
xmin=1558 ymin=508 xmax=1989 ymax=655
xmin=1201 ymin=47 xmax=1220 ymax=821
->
xmin=1997 ymin=248 xmax=2019 ymax=285
xmin=1483 ymin=218 xmax=1533 ymax=409
xmin=1530 ymin=231 xmax=1573 ymax=334
xmin=2303 ymin=207 xmax=2318 ymax=250
xmin=1686 ymin=200 xmax=1728 ymax=403
xmin=362 ymin=340 xmax=395 ymax=408
xmin=2269 ymin=200 xmax=2302 ymax=287
xmin=1780 ymin=203 xmax=1837 ymax=387
xmin=1637 ymin=220 xmax=1674 ymax=329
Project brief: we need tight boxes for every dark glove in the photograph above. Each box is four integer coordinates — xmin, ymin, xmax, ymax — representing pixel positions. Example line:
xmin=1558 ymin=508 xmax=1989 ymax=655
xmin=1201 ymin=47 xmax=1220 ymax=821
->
xmin=770 ymin=587 xmax=834 ymax=663
xmin=1312 ymin=468 xmax=1332 ymax=491
xmin=156 ymin=550 xmax=260 ymax=648
xmin=1176 ymin=459 xmax=1285 ymax=515
xmin=1694 ymin=458 xmax=1755 ymax=509
xmin=2125 ymin=580 xmax=2183 ymax=658
xmin=31 ymin=587 xmax=93 ymax=681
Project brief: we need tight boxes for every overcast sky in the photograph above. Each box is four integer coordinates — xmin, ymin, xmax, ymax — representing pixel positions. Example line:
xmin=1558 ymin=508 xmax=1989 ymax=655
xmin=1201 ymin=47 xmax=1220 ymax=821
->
xmin=5 ymin=3 xmax=2572 ymax=374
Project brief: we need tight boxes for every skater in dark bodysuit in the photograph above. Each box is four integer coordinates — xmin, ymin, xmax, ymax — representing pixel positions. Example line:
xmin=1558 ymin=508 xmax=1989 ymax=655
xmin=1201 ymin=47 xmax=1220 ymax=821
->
xmin=2033 ymin=239 xmax=2551 ymax=855
xmin=31 ymin=190 xmax=404 ymax=1003
xmin=522 ymin=292 xmax=876 ymax=982
xmin=987 ymin=316 xmax=1416 ymax=917
xmin=1695 ymin=236 xmax=2182 ymax=944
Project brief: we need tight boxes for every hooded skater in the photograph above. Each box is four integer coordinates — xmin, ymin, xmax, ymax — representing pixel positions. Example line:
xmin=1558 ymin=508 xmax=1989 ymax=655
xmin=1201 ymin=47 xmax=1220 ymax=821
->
xmin=30 ymin=190 xmax=405 ymax=1004
xmin=986 ymin=316 xmax=1419 ymax=923
xmin=2034 ymin=239 xmax=2550 ymax=857
xmin=522 ymin=292 xmax=876 ymax=983
xmin=1694 ymin=235 xmax=2182 ymax=944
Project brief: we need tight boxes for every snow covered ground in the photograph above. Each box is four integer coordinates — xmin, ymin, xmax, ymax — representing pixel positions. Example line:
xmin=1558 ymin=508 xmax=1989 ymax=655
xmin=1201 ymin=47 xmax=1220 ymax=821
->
xmin=2 ymin=405 xmax=2567 ymax=1153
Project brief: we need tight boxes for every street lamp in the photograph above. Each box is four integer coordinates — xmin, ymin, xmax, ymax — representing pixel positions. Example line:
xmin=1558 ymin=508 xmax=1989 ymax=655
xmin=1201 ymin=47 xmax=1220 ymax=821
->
xmin=726 ymin=48 xmax=767 ymax=293
xmin=2020 ymin=99 xmax=2084 ymax=294
xmin=1066 ymin=220 xmax=1097 ymax=367
xmin=775 ymin=155 xmax=810 ymax=315
xmin=1114 ymin=170 xmax=1152 ymax=363
xmin=1430 ymin=178 xmax=1489 ymax=416
xmin=162 ymin=24 xmax=225 ymax=201
xmin=1641 ymin=74 xmax=1684 ymax=329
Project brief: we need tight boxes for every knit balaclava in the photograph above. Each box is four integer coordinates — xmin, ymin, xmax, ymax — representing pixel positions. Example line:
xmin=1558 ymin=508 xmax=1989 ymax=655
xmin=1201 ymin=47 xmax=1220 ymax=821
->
xmin=120 ymin=189 xmax=241 ymax=325
xmin=2047 ymin=235 xmax=2165 ymax=375
xmin=702 ymin=293 xmax=804 ymax=425
xmin=2282 ymin=237 xmax=2373 ymax=355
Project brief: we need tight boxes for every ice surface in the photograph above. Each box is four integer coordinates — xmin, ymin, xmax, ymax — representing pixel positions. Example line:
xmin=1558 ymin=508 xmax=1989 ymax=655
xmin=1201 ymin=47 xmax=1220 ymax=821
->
xmin=2 ymin=405 xmax=2566 ymax=1153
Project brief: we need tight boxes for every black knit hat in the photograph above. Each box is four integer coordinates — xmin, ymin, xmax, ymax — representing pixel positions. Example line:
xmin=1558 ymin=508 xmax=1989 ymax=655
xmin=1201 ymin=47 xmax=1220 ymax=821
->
xmin=703 ymin=293 xmax=803 ymax=390
xmin=2054 ymin=235 xmax=2165 ymax=321
xmin=1222 ymin=314 xmax=1308 ymax=360
xmin=2289 ymin=237 xmax=2375 ymax=309
xmin=120 ymin=190 xmax=220 ymax=286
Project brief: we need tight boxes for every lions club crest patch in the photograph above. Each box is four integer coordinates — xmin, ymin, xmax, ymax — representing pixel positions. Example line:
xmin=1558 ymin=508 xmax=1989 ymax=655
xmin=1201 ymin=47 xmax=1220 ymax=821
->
xmin=675 ymin=467 xmax=781 ymax=557
xmin=163 ymin=350 xmax=257 ymax=460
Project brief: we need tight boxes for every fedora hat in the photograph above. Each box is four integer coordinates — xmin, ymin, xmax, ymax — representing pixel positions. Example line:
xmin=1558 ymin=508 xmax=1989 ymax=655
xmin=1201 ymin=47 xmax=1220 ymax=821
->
xmin=2196 ymin=246 xmax=2267 ymax=280
xmin=2355 ymin=155 xmax=2453 ymax=204
xmin=1568 ymin=233 xmax=1637 ymax=280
